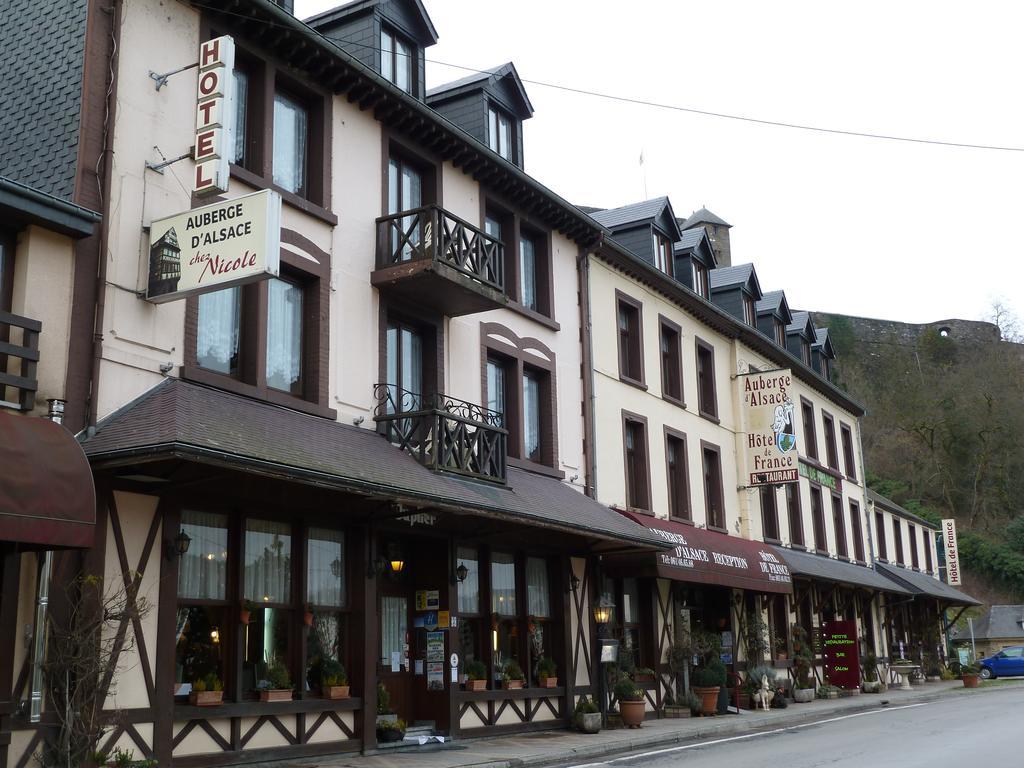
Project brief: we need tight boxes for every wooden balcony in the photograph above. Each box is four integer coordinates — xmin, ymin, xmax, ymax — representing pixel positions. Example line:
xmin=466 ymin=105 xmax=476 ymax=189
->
xmin=0 ymin=311 xmax=41 ymax=411
xmin=373 ymin=205 xmax=507 ymax=316
xmin=374 ymin=384 xmax=507 ymax=484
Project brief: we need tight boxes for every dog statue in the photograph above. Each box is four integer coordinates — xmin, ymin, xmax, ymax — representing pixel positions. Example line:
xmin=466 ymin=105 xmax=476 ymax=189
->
xmin=750 ymin=674 xmax=774 ymax=711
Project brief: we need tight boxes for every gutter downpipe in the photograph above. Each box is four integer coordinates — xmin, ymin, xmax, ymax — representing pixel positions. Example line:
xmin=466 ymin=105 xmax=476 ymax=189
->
xmin=578 ymin=235 xmax=602 ymax=499
xmin=855 ymin=414 xmax=885 ymax=656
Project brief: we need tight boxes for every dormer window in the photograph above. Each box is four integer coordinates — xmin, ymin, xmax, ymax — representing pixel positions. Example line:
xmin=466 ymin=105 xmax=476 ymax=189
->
xmin=654 ymin=234 xmax=672 ymax=274
xmin=381 ymin=27 xmax=414 ymax=93
xmin=742 ymin=295 xmax=756 ymax=326
xmin=801 ymin=339 xmax=811 ymax=366
xmin=691 ymin=261 xmax=709 ymax=299
xmin=487 ymin=105 xmax=513 ymax=161
xmin=774 ymin=320 xmax=786 ymax=346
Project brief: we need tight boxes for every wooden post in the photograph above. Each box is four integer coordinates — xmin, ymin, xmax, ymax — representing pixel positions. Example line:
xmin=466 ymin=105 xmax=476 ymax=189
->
xmin=0 ymin=544 xmax=21 ymax=768
xmin=357 ymin=526 xmax=378 ymax=752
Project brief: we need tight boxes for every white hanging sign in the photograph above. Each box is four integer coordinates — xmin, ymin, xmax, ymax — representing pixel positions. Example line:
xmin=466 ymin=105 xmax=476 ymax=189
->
xmin=194 ymin=36 xmax=235 ymax=195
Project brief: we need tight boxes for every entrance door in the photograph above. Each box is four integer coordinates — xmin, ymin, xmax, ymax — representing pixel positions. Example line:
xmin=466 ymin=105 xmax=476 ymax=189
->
xmin=379 ymin=594 xmax=413 ymax=723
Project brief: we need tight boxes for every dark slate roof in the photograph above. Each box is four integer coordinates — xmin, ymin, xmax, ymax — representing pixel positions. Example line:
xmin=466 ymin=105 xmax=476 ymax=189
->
xmin=875 ymin=562 xmax=981 ymax=606
xmin=674 ymin=228 xmax=708 ymax=251
xmin=81 ymin=379 xmax=668 ymax=549
xmin=0 ymin=0 xmax=87 ymax=200
xmin=950 ymin=605 xmax=1024 ymax=641
xmin=305 ymin=0 xmax=439 ymax=43
xmin=679 ymin=207 xmax=731 ymax=230
xmin=756 ymin=290 xmax=793 ymax=322
xmin=709 ymin=263 xmax=760 ymax=296
xmin=426 ymin=62 xmax=534 ymax=117
xmin=0 ymin=175 xmax=100 ymax=238
xmin=590 ymin=197 xmax=676 ymax=233
xmin=787 ymin=310 xmax=815 ymax=337
xmin=772 ymin=546 xmax=909 ymax=593
xmin=865 ymin=489 xmax=937 ymax=530
xmin=814 ymin=327 xmax=835 ymax=358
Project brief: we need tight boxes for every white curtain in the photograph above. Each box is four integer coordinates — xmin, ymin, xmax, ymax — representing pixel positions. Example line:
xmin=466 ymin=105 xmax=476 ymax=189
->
xmin=307 ymin=528 xmax=345 ymax=608
xmin=266 ymin=278 xmax=302 ymax=392
xmin=272 ymin=92 xmax=307 ymax=194
xmin=457 ymin=546 xmax=479 ymax=614
xmin=177 ymin=510 xmax=228 ymax=600
xmin=381 ymin=596 xmax=407 ymax=666
xmin=491 ymin=552 xmax=517 ymax=616
xmin=197 ymin=288 xmax=240 ymax=374
xmin=519 ymin=237 xmax=537 ymax=309
xmin=243 ymin=519 xmax=292 ymax=603
xmin=523 ymin=372 xmax=540 ymax=459
xmin=526 ymin=557 xmax=550 ymax=618
xmin=312 ymin=612 xmax=341 ymax=662
xmin=231 ymin=69 xmax=248 ymax=164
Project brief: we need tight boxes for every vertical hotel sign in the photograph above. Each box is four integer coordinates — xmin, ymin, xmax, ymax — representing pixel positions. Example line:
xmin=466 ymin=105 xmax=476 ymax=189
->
xmin=194 ymin=36 xmax=235 ymax=195
xmin=741 ymin=369 xmax=799 ymax=485
xmin=942 ymin=518 xmax=962 ymax=586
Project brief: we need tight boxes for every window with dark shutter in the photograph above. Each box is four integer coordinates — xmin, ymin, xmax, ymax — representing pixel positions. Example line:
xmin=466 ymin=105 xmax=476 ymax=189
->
xmin=822 ymin=412 xmax=839 ymax=470
xmin=696 ymin=339 xmax=717 ymax=419
xmin=849 ymin=500 xmax=865 ymax=562
xmin=624 ymin=417 xmax=649 ymax=510
xmin=616 ymin=295 xmax=643 ymax=384
xmin=666 ymin=431 xmax=689 ymax=521
xmin=787 ymin=483 xmax=804 ymax=547
xmin=659 ymin=318 xmax=683 ymax=404
xmin=810 ymin=486 xmax=827 ymax=553
xmin=840 ymin=423 xmax=857 ymax=480
xmin=801 ymin=399 xmax=818 ymax=460
xmin=875 ymin=511 xmax=888 ymax=561
xmin=702 ymin=443 xmax=725 ymax=530
xmin=761 ymin=486 xmax=780 ymax=542
xmin=832 ymin=493 xmax=847 ymax=558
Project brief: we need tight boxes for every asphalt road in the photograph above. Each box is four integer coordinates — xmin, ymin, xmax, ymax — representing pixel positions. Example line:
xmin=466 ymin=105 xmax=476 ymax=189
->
xmin=567 ymin=685 xmax=1023 ymax=768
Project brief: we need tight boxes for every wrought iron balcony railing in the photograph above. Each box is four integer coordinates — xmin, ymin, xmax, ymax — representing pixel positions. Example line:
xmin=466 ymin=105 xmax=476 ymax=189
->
xmin=0 ymin=311 xmax=41 ymax=411
xmin=375 ymin=204 xmax=504 ymax=293
xmin=373 ymin=384 xmax=507 ymax=484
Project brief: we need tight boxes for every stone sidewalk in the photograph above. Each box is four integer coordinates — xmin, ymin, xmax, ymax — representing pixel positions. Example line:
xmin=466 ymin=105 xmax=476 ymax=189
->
xmin=265 ymin=680 xmax=1018 ymax=768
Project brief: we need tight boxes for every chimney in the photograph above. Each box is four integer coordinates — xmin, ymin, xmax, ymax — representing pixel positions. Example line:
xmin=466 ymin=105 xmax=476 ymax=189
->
xmin=702 ymin=222 xmax=732 ymax=268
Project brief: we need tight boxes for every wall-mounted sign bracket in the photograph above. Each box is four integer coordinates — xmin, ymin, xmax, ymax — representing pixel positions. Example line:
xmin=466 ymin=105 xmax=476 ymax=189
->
xmin=145 ymin=151 xmax=191 ymax=175
xmin=148 ymin=61 xmax=198 ymax=91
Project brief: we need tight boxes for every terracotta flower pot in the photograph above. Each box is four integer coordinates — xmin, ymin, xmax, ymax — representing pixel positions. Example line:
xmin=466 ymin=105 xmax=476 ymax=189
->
xmin=324 ymin=685 xmax=350 ymax=700
xmin=540 ymin=677 xmax=558 ymax=689
xmin=259 ymin=689 xmax=292 ymax=702
xmin=466 ymin=679 xmax=487 ymax=691
xmin=504 ymin=679 xmax=524 ymax=690
xmin=692 ymin=686 xmax=720 ymax=716
xmin=189 ymin=690 xmax=223 ymax=707
xmin=962 ymin=673 xmax=980 ymax=689
xmin=619 ymin=699 xmax=645 ymax=728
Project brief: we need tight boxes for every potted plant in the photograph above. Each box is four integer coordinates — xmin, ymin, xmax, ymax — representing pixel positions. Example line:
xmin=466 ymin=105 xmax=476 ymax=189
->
xmin=465 ymin=660 xmax=488 ymax=691
xmin=256 ymin=654 xmax=293 ymax=702
xmin=376 ymin=681 xmax=394 ymax=725
xmin=240 ymin=599 xmax=256 ymax=625
xmin=816 ymin=681 xmax=840 ymax=699
xmin=502 ymin=659 xmax=525 ymax=689
xmin=791 ymin=625 xmax=816 ymax=702
xmin=633 ymin=666 xmax=656 ymax=684
xmin=614 ymin=678 xmax=645 ymax=728
xmin=189 ymin=671 xmax=224 ymax=706
xmin=691 ymin=662 xmax=724 ymax=716
xmin=108 ymin=748 xmax=134 ymax=768
xmin=574 ymin=695 xmax=602 ymax=733
xmin=862 ymin=652 xmax=881 ymax=693
xmin=375 ymin=717 xmax=407 ymax=743
xmin=321 ymin=658 xmax=349 ymax=699
xmin=961 ymin=663 xmax=982 ymax=688
xmin=661 ymin=691 xmax=690 ymax=719
xmin=537 ymin=656 xmax=558 ymax=688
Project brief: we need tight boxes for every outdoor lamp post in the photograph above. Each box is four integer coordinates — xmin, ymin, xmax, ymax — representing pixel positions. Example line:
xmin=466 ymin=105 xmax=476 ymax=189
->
xmin=593 ymin=595 xmax=616 ymax=726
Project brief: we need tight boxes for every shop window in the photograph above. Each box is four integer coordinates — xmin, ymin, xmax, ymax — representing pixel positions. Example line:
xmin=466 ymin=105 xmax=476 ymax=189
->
xmin=243 ymin=518 xmax=292 ymax=604
xmin=175 ymin=605 xmax=226 ymax=696
xmin=659 ymin=317 xmax=683 ymax=404
xmin=892 ymin=519 xmax=904 ymax=565
xmin=491 ymin=552 xmax=520 ymax=680
xmin=810 ymin=486 xmax=827 ymax=553
xmin=801 ymin=398 xmax=818 ymax=460
xmin=526 ymin=557 xmax=552 ymax=684
xmin=702 ymin=442 xmax=726 ymax=530
xmin=616 ymin=293 xmax=644 ymax=385
xmin=305 ymin=528 xmax=347 ymax=695
xmin=380 ymin=596 xmax=407 ymax=669
xmin=832 ymin=493 xmax=848 ymax=558
xmin=822 ymin=412 xmax=839 ymax=470
xmin=761 ymin=486 xmax=780 ymax=542
xmin=455 ymin=546 xmax=482 ymax=681
xmin=768 ymin=595 xmax=789 ymax=661
xmin=908 ymin=524 xmax=919 ymax=569
xmin=786 ymin=482 xmax=804 ymax=547
xmin=696 ymin=338 xmax=717 ymax=419
xmin=623 ymin=415 xmax=650 ymax=511
xmin=840 ymin=422 xmax=857 ymax=480
xmin=849 ymin=500 xmax=865 ymax=562
xmin=380 ymin=26 xmax=414 ymax=94
xmin=665 ymin=430 xmax=690 ymax=521
xmin=875 ymin=511 xmax=888 ymax=561
xmin=621 ymin=577 xmax=642 ymax=669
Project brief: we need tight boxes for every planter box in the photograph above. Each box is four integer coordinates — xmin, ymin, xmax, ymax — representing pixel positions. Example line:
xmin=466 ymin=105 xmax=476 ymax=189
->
xmin=258 ymin=689 xmax=292 ymax=702
xmin=736 ymin=692 xmax=751 ymax=710
xmin=189 ymin=690 xmax=223 ymax=707
xmin=504 ymin=680 xmax=524 ymax=690
xmin=539 ymin=677 xmax=558 ymax=689
xmin=692 ymin=685 xmax=720 ymax=716
xmin=793 ymin=687 xmax=815 ymax=703
xmin=465 ymin=679 xmax=487 ymax=692
xmin=323 ymin=685 xmax=350 ymax=700
xmin=619 ymin=699 xmax=645 ymax=729
xmin=576 ymin=712 xmax=602 ymax=733
xmin=662 ymin=705 xmax=690 ymax=719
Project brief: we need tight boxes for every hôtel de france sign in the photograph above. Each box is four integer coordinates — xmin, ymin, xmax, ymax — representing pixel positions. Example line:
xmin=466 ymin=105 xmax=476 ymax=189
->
xmin=740 ymin=369 xmax=799 ymax=486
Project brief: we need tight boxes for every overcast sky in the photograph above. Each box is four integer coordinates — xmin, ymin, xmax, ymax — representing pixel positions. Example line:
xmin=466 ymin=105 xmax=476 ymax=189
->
xmin=297 ymin=0 xmax=1024 ymax=327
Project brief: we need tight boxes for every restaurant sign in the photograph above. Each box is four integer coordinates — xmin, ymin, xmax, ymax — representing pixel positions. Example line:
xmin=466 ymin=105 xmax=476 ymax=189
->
xmin=146 ymin=189 xmax=281 ymax=302
xmin=740 ymin=369 xmax=799 ymax=486
xmin=798 ymin=459 xmax=842 ymax=493
xmin=649 ymin=527 xmax=792 ymax=587
xmin=822 ymin=620 xmax=860 ymax=689
xmin=942 ymin=518 xmax=962 ymax=586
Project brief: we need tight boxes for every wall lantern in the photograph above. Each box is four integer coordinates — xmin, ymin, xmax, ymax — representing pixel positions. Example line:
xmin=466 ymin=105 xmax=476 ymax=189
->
xmin=455 ymin=562 xmax=469 ymax=583
xmin=593 ymin=596 xmax=615 ymax=626
xmin=166 ymin=529 xmax=191 ymax=560
xmin=387 ymin=542 xmax=405 ymax=574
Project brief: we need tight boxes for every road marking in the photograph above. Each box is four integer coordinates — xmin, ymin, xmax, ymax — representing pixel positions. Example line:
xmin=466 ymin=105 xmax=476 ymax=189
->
xmin=563 ymin=703 xmax=931 ymax=767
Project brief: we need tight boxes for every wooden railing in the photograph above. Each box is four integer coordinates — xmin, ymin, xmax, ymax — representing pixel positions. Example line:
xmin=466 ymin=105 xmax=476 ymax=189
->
xmin=374 ymin=384 xmax=507 ymax=484
xmin=375 ymin=205 xmax=504 ymax=293
xmin=0 ymin=311 xmax=41 ymax=411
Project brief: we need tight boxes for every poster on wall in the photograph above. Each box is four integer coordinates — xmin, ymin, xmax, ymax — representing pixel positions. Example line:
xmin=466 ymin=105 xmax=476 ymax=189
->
xmin=415 ymin=590 xmax=440 ymax=611
xmin=146 ymin=189 xmax=281 ymax=302
xmin=739 ymin=369 xmax=799 ymax=485
xmin=942 ymin=518 xmax=962 ymax=585
xmin=822 ymin=620 xmax=860 ymax=689
xmin=426 ymin=632 xmax=445 ymax=690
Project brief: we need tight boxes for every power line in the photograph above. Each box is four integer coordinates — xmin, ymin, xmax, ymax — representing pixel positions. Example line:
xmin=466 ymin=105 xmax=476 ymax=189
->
xmin=195 ymin=3 xmax=1024 ymax=153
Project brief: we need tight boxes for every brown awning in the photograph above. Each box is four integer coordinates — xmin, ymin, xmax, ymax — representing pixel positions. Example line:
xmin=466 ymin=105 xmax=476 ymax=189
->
xmin=0 ymin=413 xmax=95 ymax=547
xmin=609 ymin=510 xmax=792 ymax=594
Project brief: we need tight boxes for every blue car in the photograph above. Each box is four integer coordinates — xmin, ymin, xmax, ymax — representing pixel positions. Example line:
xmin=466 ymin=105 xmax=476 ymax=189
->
xmin=979 ymin=646 xmax=1024 ymax=679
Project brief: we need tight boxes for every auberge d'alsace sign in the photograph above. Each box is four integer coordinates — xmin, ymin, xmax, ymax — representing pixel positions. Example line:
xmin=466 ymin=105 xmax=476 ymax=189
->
xmin=741 ymin=369 xmax=799 ymax=486
xmin=146 ymin=189 xmax=281 ymax=303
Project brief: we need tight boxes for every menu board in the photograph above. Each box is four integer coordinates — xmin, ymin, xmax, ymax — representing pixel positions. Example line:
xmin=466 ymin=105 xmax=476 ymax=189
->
xmin=822 ymin=620 xmax=860 ymax=689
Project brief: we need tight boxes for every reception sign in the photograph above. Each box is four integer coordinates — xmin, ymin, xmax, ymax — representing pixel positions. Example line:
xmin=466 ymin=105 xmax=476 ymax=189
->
xmin=822 ymin=620 xmax=860 ymax=689
xmin=740 ymin=369 xmax=799 ymax=486
xmin=146 ymin=189 xmax=281 ymax=302
xmin=942 ymin=518 xmax=962 ymax=586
